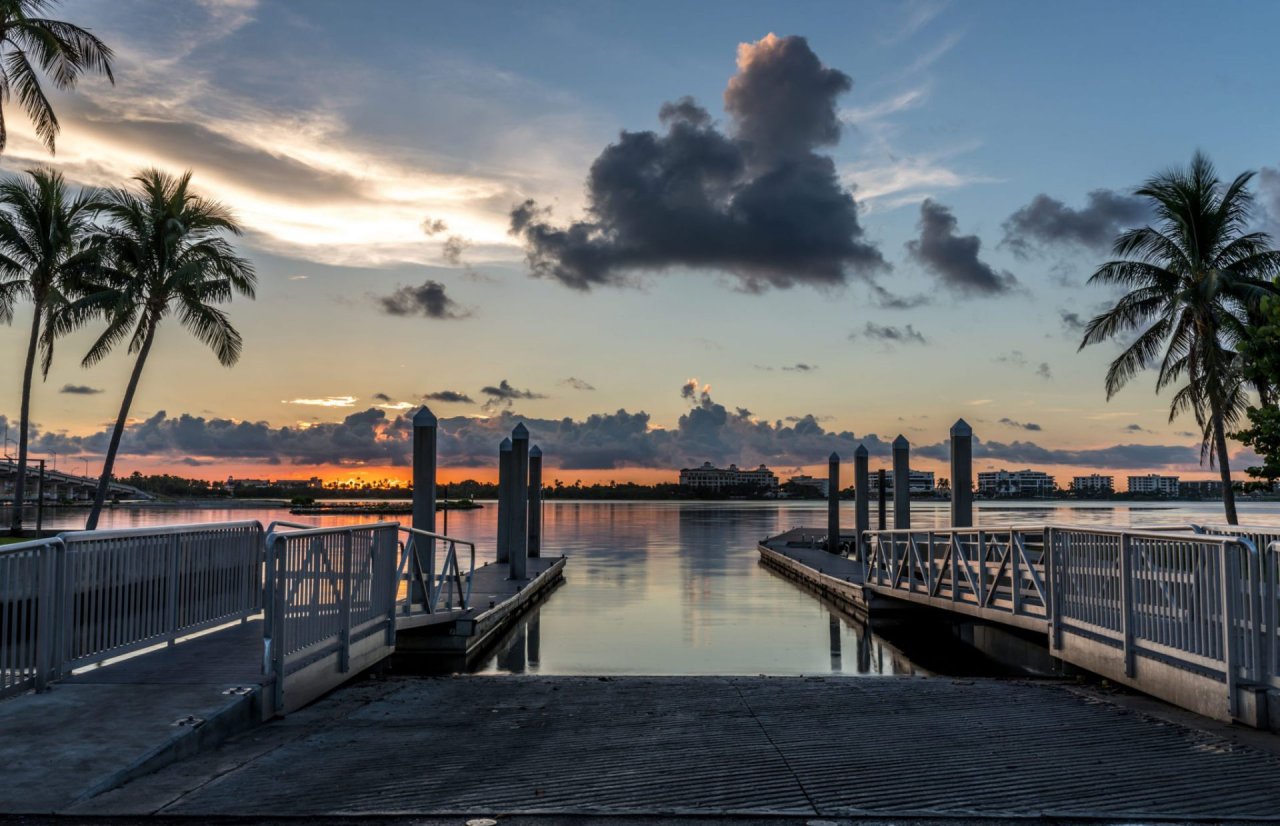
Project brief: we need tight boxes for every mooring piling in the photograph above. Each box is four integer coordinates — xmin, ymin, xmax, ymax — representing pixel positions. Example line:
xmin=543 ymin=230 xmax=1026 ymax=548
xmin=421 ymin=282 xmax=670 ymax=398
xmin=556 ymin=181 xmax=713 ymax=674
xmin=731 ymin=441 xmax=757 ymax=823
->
xmin=950 ymin=418 xmax=974 ymax=528
xmin=508 ymin=424 xmax=530 ymax=579
xmin=529 ymin=444 xmax=543 ymax=558
xmin=877 ymin=468 xmax=887 ymax=530
xmin=827 ymin=452 xmax=840 ymax=553
xmin=496 ymin=438 xmax=512 ymax=564
xmin=854 ymin=444 xmax=869 ymax=556
xmin=893 ymin=434 xmax=911 ymax=529
xmin=411 ymin=406 xmax=438 ymax=603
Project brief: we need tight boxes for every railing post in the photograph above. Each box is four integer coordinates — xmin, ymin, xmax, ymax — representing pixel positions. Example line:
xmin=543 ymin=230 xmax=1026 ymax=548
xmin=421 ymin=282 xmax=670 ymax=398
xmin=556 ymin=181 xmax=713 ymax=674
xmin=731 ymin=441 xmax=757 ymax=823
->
xmin=892 ymin=435 xmax=910 ymax=529
xmin=1119 ymin=532 xmax=1135 ymax=678
xmin=339 ymin=530 xmax=353 ymax=673
xmin=383 ymin=529 xmax=397 ymax=646
xmin=267 ymin=536 xmax=286 ymax=714
xmin=827 ymin=452 xmax=840 ymax=555
xmin=1011 ymin=531 xmax=1022 ymax=616
xmin=854 ymin=445 xmax=869 ymax=559
xmin=1221 ymin=541 xmax=1240 ymax=718
xmin=977 ymin=530 xmax=987 ymax=604
xmin=1047 ymin=527 xmax=1061 ymax=650
xmin=34 ymin=542 xmax=56 ymax=692
xmin=166 ymin=532 xmax=181 ymax=646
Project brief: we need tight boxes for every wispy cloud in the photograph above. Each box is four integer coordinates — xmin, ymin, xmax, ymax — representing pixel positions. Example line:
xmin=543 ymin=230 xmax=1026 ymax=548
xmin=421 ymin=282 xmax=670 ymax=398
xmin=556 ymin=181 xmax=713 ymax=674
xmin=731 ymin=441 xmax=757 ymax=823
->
xmin=283 ymin=396 xmax=358 ymax=408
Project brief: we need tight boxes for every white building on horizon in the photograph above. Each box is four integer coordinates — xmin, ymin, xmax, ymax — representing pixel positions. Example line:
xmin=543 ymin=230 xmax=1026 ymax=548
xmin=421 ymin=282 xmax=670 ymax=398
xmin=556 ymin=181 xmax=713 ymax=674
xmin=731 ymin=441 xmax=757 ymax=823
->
xmin=787 ymin=474 xmax=829 ymax=496
xmin=866 ymin=469 xmax=936 ymax=496
xmin=977 ymin=469 xmax=1056 ymax=497
xmin=1128 ymin=474 xmax=1180 ymax=496
xmin=1071 ymin=474 xmax=1115 ymax=495
xmin=679 ymin=462 xmax=779 ymax=491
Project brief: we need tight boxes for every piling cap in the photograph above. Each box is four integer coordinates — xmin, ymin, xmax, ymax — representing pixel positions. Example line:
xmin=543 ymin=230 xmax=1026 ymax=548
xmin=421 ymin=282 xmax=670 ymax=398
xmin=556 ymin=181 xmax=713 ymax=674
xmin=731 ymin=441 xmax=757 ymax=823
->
xmin=413 ymin=405 xmax=437 ymax=426
xmin=512 ymin=422 xmax=529 ymax=440
xmin=893 ymin=434 xmax=909 ymax=448
xmin=500 ymin=437 xmax=512 ymax=451
xmin=951 ymin=417 xmax=972 ymax=435
xmin=829 ymin=451 xmax=840 ymax=462
xmin=854 ymin=444 xmax=868 ymax=458
xmin=530 ymin=445 xmax=542 ymax=458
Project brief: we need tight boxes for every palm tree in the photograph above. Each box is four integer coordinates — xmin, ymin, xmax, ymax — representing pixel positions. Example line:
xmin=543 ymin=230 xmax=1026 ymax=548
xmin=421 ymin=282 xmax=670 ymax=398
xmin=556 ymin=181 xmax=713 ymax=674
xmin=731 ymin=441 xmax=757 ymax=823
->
xmin=1080 ymin=151 xmax=1280 ymax=525
xmin=0 ymin=168 xmax=102 ymax=536
xmin=0 ymin=0 xmax=114 ymax=153
xmin=72 ymin=169 xmax=256 ymax=529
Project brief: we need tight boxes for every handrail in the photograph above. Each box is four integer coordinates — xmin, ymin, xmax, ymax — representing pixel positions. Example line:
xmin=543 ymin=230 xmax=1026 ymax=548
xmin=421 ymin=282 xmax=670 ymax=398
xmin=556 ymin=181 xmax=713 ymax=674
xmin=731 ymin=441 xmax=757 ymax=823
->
xmin=0 ymin=535 xmax=63 ymax=555
xmin=265 ymin=520 xmax=400 ymax=544
xmin=264 ymin=519 xmax=318 ymax=535
xmin=58 ymin=520 xmax=264 ymax=541
xmin=396 ymin=525 xmax=475 ymax=614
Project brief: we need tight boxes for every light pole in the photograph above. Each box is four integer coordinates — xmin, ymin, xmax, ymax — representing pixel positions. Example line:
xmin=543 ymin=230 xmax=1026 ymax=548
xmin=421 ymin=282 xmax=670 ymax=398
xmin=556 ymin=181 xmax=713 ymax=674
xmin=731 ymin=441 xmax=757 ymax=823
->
xmin=82 ymin=457 xmax=91 ymax=480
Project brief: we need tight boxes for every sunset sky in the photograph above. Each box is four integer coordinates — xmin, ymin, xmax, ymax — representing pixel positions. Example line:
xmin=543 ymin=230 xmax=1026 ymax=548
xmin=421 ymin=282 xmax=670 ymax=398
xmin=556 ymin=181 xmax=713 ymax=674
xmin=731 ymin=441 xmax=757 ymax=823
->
xmin=3 ymin=0 xmax=1280 ymax=486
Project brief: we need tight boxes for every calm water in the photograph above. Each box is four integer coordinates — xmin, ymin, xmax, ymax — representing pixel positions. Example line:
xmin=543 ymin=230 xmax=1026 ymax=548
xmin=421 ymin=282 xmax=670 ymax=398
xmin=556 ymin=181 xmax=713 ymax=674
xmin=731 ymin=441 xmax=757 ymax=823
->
xmin=20 ymin=499 xmax=1280 ymax=676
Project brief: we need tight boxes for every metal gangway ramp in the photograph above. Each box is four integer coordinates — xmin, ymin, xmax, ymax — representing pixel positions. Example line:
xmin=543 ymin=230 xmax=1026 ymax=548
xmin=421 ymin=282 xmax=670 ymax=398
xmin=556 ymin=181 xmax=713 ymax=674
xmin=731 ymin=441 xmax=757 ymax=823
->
xmin=860 ymin=524 xmax=1280 ymax=727
xmin=1 ymin=519 xmax=480 ymax=717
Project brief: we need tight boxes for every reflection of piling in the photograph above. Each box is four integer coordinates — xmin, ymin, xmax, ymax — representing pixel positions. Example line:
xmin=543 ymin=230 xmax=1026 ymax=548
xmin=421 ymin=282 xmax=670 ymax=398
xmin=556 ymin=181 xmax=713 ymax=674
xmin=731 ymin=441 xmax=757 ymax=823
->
xmin=829 ymin=613 xmax=842 ymax=672
xmin=950 ymin=418 xmax=974 ymax=528
xmin=827 ymin=452 xmax=840 ymax=554
xmin=877 ymin=469 xmax=887 ymax=530
xmin=35 ymin=460 xmax=45 ymax=533
xmin=528 ymin=612 xmax=541 ymax=669
xmin=854 ymin=445 xmax=869 ymax=557
xmin=892 ymin=434 xmax=911 ymax=529
xmin=528 ymin=445 xmax=543 ymax=558
xmin=496 ymin=438 xmax=512 ymax=564
xmin=412 ymin=407 xmax=437 ymax=605
xmin=508 ymin=424 xmax=530 ymax=579
xmin=857 ymin=625 xmax=872 ymax=674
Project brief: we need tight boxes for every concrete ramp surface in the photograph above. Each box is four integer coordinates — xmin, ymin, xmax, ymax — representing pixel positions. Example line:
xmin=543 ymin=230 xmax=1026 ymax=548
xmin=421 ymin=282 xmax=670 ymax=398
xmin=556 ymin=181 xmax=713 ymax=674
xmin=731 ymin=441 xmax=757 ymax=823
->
xmin=84 ymin=675 xmax=1280 ymax=820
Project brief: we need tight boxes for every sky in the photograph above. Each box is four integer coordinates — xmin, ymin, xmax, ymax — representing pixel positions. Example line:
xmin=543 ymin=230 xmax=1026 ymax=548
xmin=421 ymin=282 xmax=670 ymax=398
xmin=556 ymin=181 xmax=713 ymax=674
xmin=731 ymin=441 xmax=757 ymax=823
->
xmin=3 ymin=0 xmax=1280 ymax=487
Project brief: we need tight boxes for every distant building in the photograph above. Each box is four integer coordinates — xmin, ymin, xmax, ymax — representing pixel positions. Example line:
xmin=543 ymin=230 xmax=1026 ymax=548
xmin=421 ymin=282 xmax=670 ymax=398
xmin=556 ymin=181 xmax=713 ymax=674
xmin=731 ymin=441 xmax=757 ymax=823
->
xmin=867 ymin=469 xmax=936 ymax=496
xmin=679 ymin=462 xmax=779 ymax=491
xmin=787 ymin=474 xmax=828 ymax=496
xmin=1128 ymin=474 xmax=1179 ymax=496
xmin=1071 ymin=474 xmax=1114 ymax=495
xmin=977 ymin=469 xmax=1056 ymax=497
xmin=225 ymin=476 xmax=270 ymax=490
xmin=274 ymin=477 xmax=323 ymax=490
xmin=1178 ymin=480 xmax=1223 ymax=498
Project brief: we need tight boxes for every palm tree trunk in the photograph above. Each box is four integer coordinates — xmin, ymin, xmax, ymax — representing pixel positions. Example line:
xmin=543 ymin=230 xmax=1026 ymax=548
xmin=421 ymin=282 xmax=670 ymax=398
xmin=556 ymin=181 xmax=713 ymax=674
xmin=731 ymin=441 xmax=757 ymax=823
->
xmin=1212 ymin=412 xmax=1238 ymax=525
xmin=86 ymin=322 xmax=156 ymax=530
xmin=9 ymin=305 xmax=41 ymax=537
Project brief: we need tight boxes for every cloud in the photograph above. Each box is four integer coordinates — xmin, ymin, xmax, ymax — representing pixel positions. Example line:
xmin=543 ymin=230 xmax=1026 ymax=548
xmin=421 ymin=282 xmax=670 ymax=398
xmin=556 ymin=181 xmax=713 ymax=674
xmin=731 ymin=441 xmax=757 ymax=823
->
xmin=421 ymin=217 xmax=448 ymax=236
xmin=509 ymin=34 xmax=886 ymax=292
xmin=372 ymin=393 xmax=393 ymax=403
xmin=1059 ymin=310 xmax=1086 ymax=333
xmin=1125 ymin=423 xmax=1151 ymax=434
xmin=481 ymin=380 xmax=546 ymax=411
xmin=284 ymin=396 xmax=357 ymax=407
xmin=907 ymin=199 xmax=1017 ymax=295
xmin=60 ymin=384 xmax=103 ymax=395
xmin=998 ymin=418 xmax=1042 ymax=432
xmin=1259 ymin=167 xmax=1280 ymax=234
xmin=1036 ymin=362 xmax=1053 ymax=380
xmin=376 ymin=280 xmax=471 ymax=320
xmin=424 ymin=391 xmax=475 ymax=404
xmin=560 ymin=377 xmax=596 ymax=391
xmin=9 ymin=397 xmax=1209 ymax=475
xmin=853 ymin=322 xmax=928 ymax=346
xmin=782 ymin=363 xmax=817 ymax=372
xmin=869 ymin=283 xmax=931 ymax=309
xmin=1002 ymin=189 xmax=1149 ymax=257
xmin=441 ymin=235 xmax=469 ymax=266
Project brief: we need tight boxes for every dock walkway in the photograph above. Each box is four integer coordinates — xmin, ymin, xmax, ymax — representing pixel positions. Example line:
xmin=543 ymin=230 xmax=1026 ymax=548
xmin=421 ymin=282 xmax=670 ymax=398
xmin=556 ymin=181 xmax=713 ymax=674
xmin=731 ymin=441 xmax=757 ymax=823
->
xmin=81 ymin=675 xmax=1280 ymax=820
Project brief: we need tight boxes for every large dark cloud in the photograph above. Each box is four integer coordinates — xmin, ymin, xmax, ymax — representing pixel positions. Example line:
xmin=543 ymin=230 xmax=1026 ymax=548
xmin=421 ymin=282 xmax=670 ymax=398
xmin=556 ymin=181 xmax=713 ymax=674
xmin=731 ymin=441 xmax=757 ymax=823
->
xmin=509 ymin=34 xmax=885 ymax=292
xmin=1002 ymin=189 xmax=1150 ymax=257
xmin=907 ymin=199 xmax=1017 ymax=295
xmin=376 ymin=280 xmax=470 ymax=319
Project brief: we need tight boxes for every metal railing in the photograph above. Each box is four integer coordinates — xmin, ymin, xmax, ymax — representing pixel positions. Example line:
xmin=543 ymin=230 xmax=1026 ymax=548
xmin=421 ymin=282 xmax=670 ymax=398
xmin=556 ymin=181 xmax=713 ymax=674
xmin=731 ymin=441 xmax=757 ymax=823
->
xmin=263 ymin=522 xmax=400 ymax=712
xmin=1271 ymin=541 xmax=1280 ymax=690
xmin=0 ymin=537 xmax=60 ymax=698
xmin=397 ymin=527 xmax=475 ymax=614
xmin=864 ymin=526 xmax=1050 ymax=624
xmin=59 ymin=522 xmax=265 ymax=671
xmin=1048 ymin=526 xmax=1263 ymax=716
